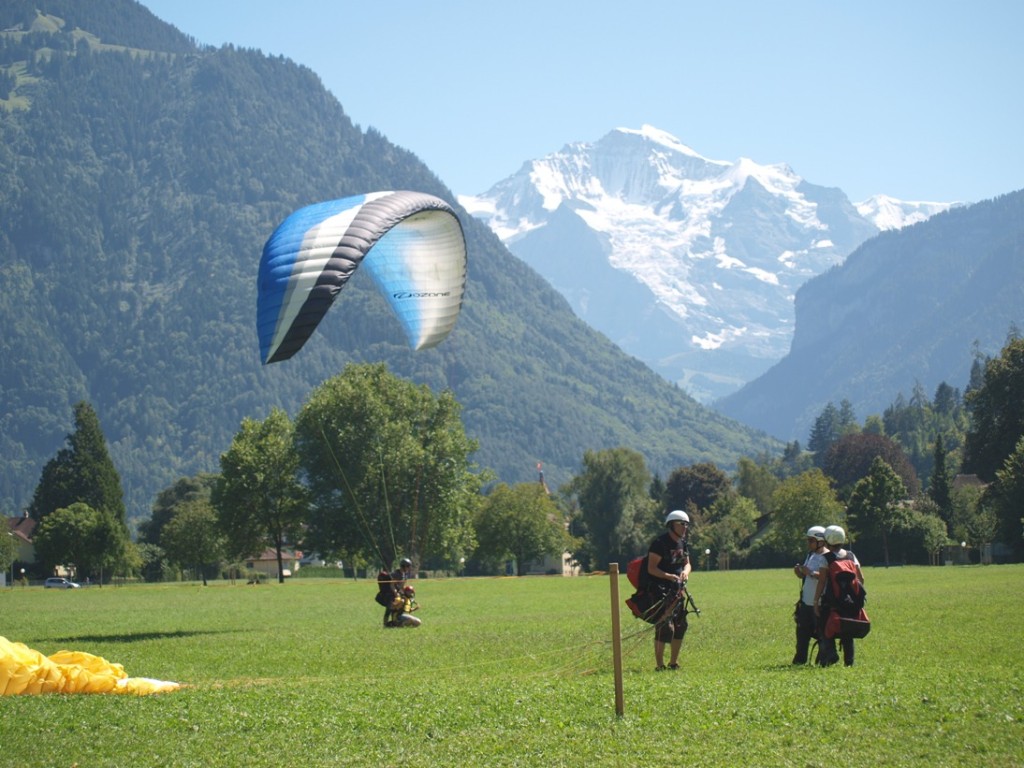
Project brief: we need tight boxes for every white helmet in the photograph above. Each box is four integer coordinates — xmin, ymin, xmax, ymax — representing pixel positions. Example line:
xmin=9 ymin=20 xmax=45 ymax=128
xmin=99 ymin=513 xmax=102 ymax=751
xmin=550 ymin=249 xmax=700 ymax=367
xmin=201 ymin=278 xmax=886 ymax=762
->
xmin=665 ymin=510 xmax=690 ymax=526
xmin=824 ymin=525 xmax=846 ymax=546
xmin=806 ymin=525 xmax=826 ymax=541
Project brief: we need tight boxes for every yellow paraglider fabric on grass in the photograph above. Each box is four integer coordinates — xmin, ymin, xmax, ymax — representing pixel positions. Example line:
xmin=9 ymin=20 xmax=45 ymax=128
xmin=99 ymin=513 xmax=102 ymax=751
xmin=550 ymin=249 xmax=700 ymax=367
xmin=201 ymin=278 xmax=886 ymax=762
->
xmin=0 ymin=636 xmax=180 ymax=695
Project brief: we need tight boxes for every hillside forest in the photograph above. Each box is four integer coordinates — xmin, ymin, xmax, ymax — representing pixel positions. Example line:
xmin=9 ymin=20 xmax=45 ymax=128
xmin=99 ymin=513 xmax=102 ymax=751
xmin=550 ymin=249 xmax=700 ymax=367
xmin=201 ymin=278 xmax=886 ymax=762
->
xmin=10 ymin=335 xmax=1023 ymax=585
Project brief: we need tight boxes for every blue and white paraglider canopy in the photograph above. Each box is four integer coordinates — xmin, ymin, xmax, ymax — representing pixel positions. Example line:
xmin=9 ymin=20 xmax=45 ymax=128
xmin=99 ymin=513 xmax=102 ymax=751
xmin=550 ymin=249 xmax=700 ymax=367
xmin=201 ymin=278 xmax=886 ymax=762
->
xmin=257 ymin=191 xmax=467 ymax=364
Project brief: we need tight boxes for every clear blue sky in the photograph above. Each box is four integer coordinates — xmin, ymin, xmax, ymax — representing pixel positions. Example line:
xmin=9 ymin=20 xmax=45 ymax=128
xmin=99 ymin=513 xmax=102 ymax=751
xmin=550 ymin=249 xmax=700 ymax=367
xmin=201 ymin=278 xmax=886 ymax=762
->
xmin=142 ymin=0 xmax=1022 ymax=205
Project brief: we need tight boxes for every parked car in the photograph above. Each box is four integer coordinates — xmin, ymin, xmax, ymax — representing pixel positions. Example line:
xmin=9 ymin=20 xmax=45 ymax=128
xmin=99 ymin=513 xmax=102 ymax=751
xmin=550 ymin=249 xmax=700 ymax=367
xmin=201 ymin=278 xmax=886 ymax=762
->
xmin=44 ymin=577 xmax=80 ymax=589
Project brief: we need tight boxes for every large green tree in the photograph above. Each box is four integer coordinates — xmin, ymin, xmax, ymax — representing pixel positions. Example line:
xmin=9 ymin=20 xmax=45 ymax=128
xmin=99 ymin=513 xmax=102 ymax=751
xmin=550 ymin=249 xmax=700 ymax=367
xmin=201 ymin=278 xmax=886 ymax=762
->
xmin=847 ymin=457 xmax=910 ymax=566
xmin=32 ymin=502 xmax=129 ymax=582
xmin=902 ymin=498 xmax=952 ymax=565
xmin=663 ymin=462 xmax=732 ymax=521
xmin=474 ymin=483 xmax=568 ymax=576
xmin=294 ymin=363 xmax=480 ymax=571
xmin=982 ymin=435 xmax=1024 ymax=552
xmin=567 ymin=447 xmax=657 ymax=570
xmin=27 ymin=402 xmax=126 ymax=525
xmin=948 ymin=484 xmax=992 ymax=554
xmin=734 ymin=457 xmax=779 ymax=516
xmin=139 ymin=474 xmax=219 ymax=546
xmin=694 ymin=494 xmax=759 ymax=569
xmin=161 ymin=499 xmax=225 ymax=586
xmin=964 ymin=337 xmax=1024 ymax=481
xmin=763 ymin=469 xmax=844 ymax=559
xmin=213 ymin=407 xmax=307 ymax=584
xmin=823 ymin=432 xmax=920 ymax=500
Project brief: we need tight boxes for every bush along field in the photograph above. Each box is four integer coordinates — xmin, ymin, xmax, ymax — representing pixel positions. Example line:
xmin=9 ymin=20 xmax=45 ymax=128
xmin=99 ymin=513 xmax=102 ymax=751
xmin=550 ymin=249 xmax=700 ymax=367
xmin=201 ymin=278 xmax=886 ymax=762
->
xmin=1 ymin=564 xmax=1022 ymax=767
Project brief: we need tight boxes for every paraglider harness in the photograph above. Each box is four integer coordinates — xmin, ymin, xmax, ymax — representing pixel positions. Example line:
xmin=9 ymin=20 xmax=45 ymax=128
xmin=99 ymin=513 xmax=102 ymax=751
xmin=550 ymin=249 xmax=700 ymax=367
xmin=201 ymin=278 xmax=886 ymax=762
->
xmin=820 ymin=551 xmax=870 ymax=640
xmin=375 ymin=568 xmax=397 ymax=608
xmin=625 ymin=555 xmax=701 ymax=625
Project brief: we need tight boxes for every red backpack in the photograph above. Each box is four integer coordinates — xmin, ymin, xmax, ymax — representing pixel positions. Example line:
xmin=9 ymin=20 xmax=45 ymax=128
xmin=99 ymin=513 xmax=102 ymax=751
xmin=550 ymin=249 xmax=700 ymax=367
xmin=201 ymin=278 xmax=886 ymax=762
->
xmin=822 ymin=552 xmax=870 ymax=639
xmin=624 ymin=556 xmax=660 ymax=622
xmin=626 ymin=556 xmax=646 ymax=590
xmin=823 ymin=552 xmax=866 ymax=614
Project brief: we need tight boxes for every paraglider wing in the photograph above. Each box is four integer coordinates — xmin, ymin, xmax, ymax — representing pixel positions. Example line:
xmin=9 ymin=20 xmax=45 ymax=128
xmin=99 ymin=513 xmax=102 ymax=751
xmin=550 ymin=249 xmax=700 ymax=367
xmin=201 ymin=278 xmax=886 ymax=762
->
xmin=1 ymin=636 xmax=180 ymax=695
xmin=257 ymin=191 xmax=467 ymax=364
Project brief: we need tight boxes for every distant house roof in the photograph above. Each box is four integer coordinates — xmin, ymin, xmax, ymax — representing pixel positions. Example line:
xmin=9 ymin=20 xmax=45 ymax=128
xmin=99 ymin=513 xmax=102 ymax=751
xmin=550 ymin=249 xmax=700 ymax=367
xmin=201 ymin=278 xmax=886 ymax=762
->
xmin=246 ymin=548 xmax=301 ymax=563
xmin=6 ymin=514 xmax=36 ymax=544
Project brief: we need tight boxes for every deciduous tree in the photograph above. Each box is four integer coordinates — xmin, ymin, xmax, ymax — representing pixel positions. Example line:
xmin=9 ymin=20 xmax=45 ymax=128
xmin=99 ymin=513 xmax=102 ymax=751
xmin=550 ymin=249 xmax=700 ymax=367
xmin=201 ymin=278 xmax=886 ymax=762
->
xmin=32 ymin=502 xmax=129 ymax=582
xmin=823 ymin=432 xmax=919 ymax=500
xmin=694 ymin=494 xmax=759 ymax=568
xmin=214 ymin=408 xmax=306 ymax=584
xmin=734 ymin=457 xmax=778 ymax=515
xmin=139 ymin=473 xmax=218 ymax=546
xmin=294 ymin=364 xmax=480 ymax=571
xmin=764 ymin=469 xmax=844 ymax=559
xmin=474 ymin=483 xmax=568 ymax=575
xmin=664 ymin=462 xmax=732 ymax=521
xmin=847 ymin=457 xmax=909 ymax=566
xmin=161 ymin=499 xmax=225 ymax=586
xmin=568 ymin=447 xmax=657 ymax=570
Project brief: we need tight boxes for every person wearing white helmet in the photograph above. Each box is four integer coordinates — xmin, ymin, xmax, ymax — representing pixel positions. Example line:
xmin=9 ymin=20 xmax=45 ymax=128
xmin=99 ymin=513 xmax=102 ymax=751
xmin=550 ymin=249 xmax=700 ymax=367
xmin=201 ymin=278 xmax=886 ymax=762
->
xmin=814 ymin=526 xmax=864 ymax=665
xmin=645 ymin=510 xmax=693 ymax=671
xmin=791 ymin=525 xmax=828 ymax=664
xmin=821 ymin=526 xmax=864 ymax=580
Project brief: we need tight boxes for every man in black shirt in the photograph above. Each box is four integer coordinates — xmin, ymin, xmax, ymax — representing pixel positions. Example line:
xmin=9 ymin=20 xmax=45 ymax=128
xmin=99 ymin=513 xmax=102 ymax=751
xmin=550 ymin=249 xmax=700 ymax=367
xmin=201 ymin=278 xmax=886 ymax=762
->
xmin=645 ymin=510 xmax=692 ymax=670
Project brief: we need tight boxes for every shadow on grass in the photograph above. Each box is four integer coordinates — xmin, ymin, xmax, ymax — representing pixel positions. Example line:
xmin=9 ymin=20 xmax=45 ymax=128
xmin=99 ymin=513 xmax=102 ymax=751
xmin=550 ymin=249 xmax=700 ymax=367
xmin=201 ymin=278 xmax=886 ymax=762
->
xmin=44 ymin=629 xmax=235 ymax=644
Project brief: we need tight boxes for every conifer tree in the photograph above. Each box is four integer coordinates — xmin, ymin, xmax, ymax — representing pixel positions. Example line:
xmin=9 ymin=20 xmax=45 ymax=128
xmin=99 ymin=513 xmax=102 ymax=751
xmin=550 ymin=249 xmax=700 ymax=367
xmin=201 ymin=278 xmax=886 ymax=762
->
xmin=27 ymin=401 xmax=126 ymax=525
xmin=963 ymin=338 xmax=1024 ymax=480
xmin=928 ymin=436 xmax=953 ymax=521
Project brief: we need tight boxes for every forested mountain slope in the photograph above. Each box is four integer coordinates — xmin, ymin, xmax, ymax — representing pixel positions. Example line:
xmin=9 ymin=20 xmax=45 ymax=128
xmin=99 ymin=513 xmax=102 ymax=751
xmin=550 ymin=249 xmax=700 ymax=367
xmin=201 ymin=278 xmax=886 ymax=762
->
xmin=0 ymin=0 xmax=778 ymax=522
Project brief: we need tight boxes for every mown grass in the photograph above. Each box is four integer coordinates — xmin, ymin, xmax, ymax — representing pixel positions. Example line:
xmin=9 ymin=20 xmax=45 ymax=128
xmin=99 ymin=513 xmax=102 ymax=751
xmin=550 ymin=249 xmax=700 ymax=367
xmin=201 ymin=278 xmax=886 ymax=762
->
xmin=2 ymin=565 xmax=1022 ymax=767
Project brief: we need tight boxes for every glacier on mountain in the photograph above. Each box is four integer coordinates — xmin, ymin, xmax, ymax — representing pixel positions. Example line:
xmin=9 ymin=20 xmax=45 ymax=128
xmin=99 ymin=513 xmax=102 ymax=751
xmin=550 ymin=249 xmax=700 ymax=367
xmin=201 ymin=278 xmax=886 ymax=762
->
xmin=460 ymin=125 xmax=953 ymax=402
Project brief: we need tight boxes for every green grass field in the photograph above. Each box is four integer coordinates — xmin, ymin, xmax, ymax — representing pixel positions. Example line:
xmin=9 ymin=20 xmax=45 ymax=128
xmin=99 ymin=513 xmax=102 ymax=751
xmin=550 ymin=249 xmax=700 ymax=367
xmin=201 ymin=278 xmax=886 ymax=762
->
xmin=2 ymin=564 xmax=1022 ymax=767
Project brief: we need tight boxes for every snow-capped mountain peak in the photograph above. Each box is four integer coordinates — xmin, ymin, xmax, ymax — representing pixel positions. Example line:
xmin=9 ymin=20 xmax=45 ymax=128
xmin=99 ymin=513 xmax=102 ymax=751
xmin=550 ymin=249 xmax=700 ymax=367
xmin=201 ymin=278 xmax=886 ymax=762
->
xmin=618 ymin=124 xmax=712 ymax=161
xmin=460 ymin=127 xmax=954 ymax=402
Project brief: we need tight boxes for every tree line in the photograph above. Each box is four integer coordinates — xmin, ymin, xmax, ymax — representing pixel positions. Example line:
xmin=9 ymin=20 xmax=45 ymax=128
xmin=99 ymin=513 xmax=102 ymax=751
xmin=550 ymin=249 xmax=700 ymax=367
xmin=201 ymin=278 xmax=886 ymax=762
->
xmin=7 ymin=336 xmax=1023 ymax=584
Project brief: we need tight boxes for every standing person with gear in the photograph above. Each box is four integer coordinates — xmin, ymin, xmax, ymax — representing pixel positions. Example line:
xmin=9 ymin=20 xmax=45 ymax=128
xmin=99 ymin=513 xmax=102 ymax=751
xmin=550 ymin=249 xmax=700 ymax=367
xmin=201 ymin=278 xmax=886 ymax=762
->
xmin=814 ymin=525 xmax=863 ymax=666
xmin=792 ymin=526 xmax=828 ymax=665
xmin=646 ymin=510 xmax=693 ymax=671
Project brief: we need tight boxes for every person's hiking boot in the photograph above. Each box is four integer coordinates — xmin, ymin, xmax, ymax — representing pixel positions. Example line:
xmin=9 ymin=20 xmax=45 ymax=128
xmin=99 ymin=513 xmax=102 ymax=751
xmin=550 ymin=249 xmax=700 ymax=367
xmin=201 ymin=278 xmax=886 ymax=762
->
xmin=654 ymin=664 xmax=666 ymax=672
xmin=667 ymin=663 xmax=680 ymax=670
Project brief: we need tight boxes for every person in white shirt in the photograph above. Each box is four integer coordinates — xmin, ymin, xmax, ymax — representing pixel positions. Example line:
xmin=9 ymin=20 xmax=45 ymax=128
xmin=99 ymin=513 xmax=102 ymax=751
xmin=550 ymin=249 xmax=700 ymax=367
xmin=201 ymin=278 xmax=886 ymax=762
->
xmin=792 ymin=526 xmax=828 ymax=664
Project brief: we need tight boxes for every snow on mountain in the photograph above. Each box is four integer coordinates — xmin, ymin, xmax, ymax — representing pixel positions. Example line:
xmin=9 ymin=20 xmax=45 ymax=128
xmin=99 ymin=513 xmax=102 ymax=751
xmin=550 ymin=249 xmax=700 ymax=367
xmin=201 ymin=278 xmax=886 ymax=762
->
xmin=855 ymin=194 xmax=961 ymax=230
xmin=460 ymin=126 xmax=953 ymax=402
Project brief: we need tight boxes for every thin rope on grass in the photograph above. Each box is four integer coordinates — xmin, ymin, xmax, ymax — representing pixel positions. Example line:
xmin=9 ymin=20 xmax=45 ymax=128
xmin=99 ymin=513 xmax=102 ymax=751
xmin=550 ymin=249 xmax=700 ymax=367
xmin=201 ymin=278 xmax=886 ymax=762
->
xmin=198 ymin=620 xmax=660 ymax=691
